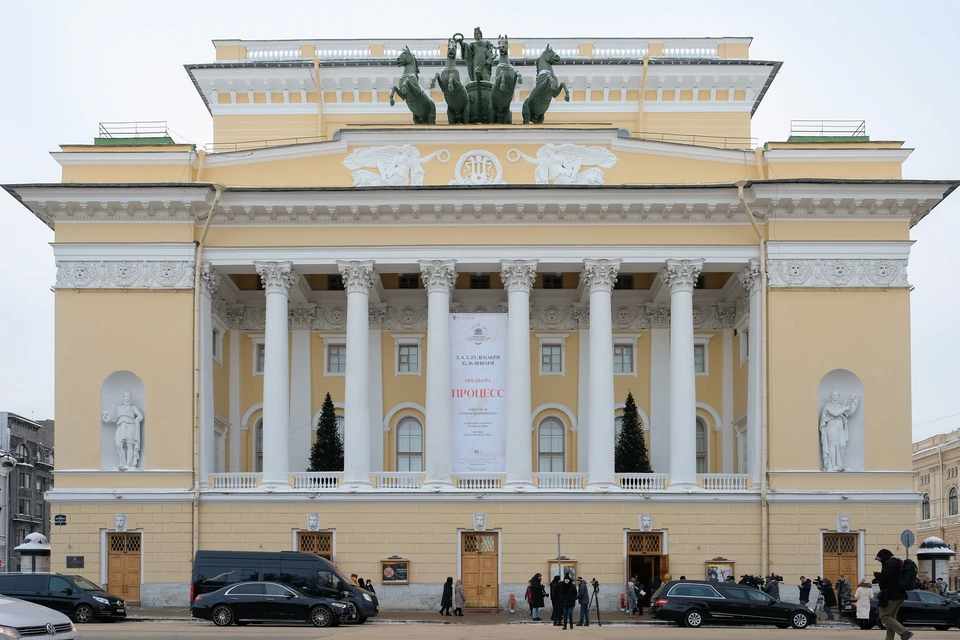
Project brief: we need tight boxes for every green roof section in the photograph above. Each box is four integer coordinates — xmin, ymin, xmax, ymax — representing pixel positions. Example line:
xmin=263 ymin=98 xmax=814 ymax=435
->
xmin=94 ymin=136 xmax=177 ymax=146
xmin=785 ymin=135 xmax=871 ymax=143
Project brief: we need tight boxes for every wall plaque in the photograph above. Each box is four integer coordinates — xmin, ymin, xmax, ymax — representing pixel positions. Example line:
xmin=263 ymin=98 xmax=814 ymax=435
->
xmin=66 ymin=556 xmax=84 ymax=569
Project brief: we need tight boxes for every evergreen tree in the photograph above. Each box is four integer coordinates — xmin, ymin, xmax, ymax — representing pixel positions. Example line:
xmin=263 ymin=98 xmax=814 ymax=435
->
xmin=308 ymin=392 xmax=344 ymax=472
xmin=614 ymin=391 xmax=653 ymax=473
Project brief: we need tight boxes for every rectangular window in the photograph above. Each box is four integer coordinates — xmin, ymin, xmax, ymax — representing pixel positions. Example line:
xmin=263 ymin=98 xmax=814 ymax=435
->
xmin=327 ymin=274 xmax=345 ymax=291
xmin=35 ymin=502 xmax=43 ymax=519
xmin=212 ymin=328 xmax=222 ymax=360
xmin=469 ymin=274 xmax=490 ymax=289
xmin=541 ymin=345 xmax=562 ymax=374
xmin=614 ymin=274 xmax=634 ymax=290
xmin=36 ymin=477 xmax=45 ymax=493
xmin=18 ymin=472 xmax=29 ymax=489
xmin=19 ymin=499 xmax=30 ymax=515
xmin=614 ymin=345 xmax=634 ymax=374
xmin=542 ymin=273 xmax=564 ymax=289
xmin=16 ymin=529 xmax=27 ymax=545
xmin=328 ymin=345 xmax=347 ymax=373
xmin=397 ymin=344 xmax=419 ymax=374
xmin=398 ymin=273 xmax=420 ymax=289
xmin=694 ymin=345 xmax=706 ymax=374
xmin=255 ymin=344 xmax=266 ymax=374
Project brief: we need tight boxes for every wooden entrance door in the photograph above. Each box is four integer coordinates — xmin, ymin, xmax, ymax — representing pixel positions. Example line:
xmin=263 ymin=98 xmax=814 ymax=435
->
xmin=107 ymin=533 xmax=141 ymax=605
xmin=461 ymin=532 xmax=498 ymax=608
xmin=298 ymin=532 xmax=333 ymax=560
xmin=823 ymin=533 xmax=858 ymax=581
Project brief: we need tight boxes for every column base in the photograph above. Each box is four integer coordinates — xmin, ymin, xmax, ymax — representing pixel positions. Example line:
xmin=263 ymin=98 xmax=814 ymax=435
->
xmin=340 ymin=480 xmax=374 ymax=492
xmin=421 ymin=481 xmax=456 ymax=492
xmin=584 ymin=481 xmax=619 ymax=493
xmin=667 ymin=480 xmax=702 ymax=492
xmin=259 ymin=481 xmax=292 ymax=492
xmin=502 ymin=481 xmax=535 ymax=492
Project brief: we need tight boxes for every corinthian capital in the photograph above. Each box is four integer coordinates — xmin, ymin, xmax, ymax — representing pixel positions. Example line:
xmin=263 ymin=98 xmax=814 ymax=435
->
xmin=419 ymin=259 xmax=458 ymax=294
xmin=254 ymin=261 xmax=298 ymax=295
xmin=199 ymin=261 xmax=220 ymax=298
xmin=738 ymin=258 xmax=762 ymax=296
xmin=336 ymin=260 xmax=376 ymax=295
xmin=500 ymin=259 xmax=538 ymax=294
xmin=581 ymin=259 xmax=621 ymax=293
xmin=661 ymin=259 xmax=704 ymax=295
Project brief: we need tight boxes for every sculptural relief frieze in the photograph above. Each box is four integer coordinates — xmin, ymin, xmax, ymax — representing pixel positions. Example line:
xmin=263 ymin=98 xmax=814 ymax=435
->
xmin=767 ymin=258 xmax=909 ymax=288
xmin=507 ymin=145 xmax=618 ymax=185
xmin=343 ymin=145 xmax=450 ymax=187
xmin=55 ymin=260 xmax=194 ymax=290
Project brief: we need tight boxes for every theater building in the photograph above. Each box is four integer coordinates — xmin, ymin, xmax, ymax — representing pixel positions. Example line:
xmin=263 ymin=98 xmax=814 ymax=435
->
xmin=4 ymin=34 xmax=955 ymax=608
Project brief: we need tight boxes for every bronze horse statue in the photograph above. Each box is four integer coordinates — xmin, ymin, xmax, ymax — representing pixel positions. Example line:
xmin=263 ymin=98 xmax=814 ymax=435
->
xmin=430 ymin=38 xmax=469 ymax=124
xmin=522 ymin=45 xmax=569 ymax=124
xmin=491 ymin=35 xmax=521 ymax=124
xmin=390 ymin=47 xmax=437 ymax=125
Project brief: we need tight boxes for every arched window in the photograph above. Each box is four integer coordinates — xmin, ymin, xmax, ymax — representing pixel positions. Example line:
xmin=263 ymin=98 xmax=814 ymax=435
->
xmin=15 ymin=443 xmax=29 ymax=462
xmin=695 ymin=418 xmax=707 ymax=473
xmin=396 ymin=417 xmax=422 ymax=472
xmin=922 ymin=494 xmax=931 ymax=520
xmin=949 ymin=488 xmax=958 ymax=517
xmin=254 ymin=419 xmax=263 ymax=473
xmin=614 ymin=416 xmax=623 ymax=441
xmin=335 ymin=415 xmax=345 ymax=443
xmin=538 ymin=418 xmax=565 ymax=472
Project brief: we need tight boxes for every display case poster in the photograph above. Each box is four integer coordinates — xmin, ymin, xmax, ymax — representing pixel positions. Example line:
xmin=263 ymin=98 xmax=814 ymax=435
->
xmin=381 ymin=561 xmax=409 ymax=583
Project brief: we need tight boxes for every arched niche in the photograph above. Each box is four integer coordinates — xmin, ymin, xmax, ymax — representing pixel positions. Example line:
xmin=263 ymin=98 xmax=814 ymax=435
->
xmin=100 ymin=371 xmax=146 ymax=471
xmin=817 ymin=369 xmax=864 ymax=472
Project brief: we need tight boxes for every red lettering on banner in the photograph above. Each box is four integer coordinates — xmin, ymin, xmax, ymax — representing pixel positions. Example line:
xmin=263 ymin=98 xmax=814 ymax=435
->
xmin=451 ymin=388 xmax=505 ymax=398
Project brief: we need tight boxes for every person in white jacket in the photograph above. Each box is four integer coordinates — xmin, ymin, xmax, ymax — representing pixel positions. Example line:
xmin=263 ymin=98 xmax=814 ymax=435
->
xmin=853 ymin=579 xmax=874 ymax=625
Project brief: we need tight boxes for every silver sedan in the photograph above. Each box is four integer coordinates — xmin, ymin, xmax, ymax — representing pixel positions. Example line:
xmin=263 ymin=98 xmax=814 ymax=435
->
xmin=0 ymin=595 xmax=81 ymax=639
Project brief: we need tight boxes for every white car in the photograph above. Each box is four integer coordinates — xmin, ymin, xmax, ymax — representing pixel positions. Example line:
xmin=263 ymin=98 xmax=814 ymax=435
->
xmin=0 ymin=596 xmax=81 ymax=639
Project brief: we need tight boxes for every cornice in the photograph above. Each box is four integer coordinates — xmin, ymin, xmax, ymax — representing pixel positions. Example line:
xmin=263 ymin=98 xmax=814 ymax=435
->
xmin=764 ymin=148 xmax=913 ymax=163
xmin=51 ymin=152 xmax=199 ymax=167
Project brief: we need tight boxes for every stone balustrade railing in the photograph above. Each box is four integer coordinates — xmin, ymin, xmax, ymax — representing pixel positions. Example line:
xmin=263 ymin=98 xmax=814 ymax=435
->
xmin=291 ymin=472 xmax=342 ymax=490
xmin=210 ymin=472 xmax=261 ymax=490
xmin=373 ymin=472 xmax=424 ymax=490
xmin=534 ymin=473 xmax=588 ymax=490
xmin=698 ymin=474 xmax=751 ymax=491
xmin=455 ymin=474 xmax=503 ymax=490
xmin=616 ymin=473 xmax=669 ymax=492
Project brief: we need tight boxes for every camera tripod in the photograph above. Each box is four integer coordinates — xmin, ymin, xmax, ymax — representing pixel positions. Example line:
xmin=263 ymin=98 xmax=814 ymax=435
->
xmin=812 ymin=588 xmax=826 ymax=620
xmin=588 ymin=582 xmax=602 ymax=627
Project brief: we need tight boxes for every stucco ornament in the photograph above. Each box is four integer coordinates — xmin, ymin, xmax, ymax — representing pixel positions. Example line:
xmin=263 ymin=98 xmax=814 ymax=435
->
xmin=343 ymin=145 xmax=450 ymax=187
xmin=507 ymin=145 xmax=618 ymax=185
xmin=661 ymin=259 xmax=704 ymax=294
xmin=639 ymin=514 xmax=653 ymax=532
xmin=114 ymin=514 xmax=128 ymax=532
xmin=837 ymin=514 xmax=851 ymax=533
xmin=819 ymin=390 xmax=859 ymax=472
xmin=449 ymin=150 xmax=505 ymax=185
xmin=581 ymin=259 xmax=621 ymax=293
xmin=306 ymin=513 xmax=321 ymax=532
xmin=102 ymin=391 xmax=143 ymax=470
xmin=419 ymin=260 xmax=458 ymax=294
xmin=500 ymin=260 xmax=538 ymax=294
xmin=336 ymin=260 xmax=376 ymax=294
xmin=473 ymin=513 xmax=487 ymax=532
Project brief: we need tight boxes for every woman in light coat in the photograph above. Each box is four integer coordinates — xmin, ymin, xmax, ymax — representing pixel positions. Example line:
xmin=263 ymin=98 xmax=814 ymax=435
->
xmin=626 ymin=581 xmax=638 ymax=615
xmin=853 ymin=579 xmax=873 ymax=624
xmin=454 ymin=579 xmax=466 ymax=617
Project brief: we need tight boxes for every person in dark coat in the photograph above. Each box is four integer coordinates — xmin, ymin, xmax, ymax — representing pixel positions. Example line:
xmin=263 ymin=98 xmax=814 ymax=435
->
xmin=576 ymin=577 xmax=590 ymax=626
xmin=440 ymin=576 xmax=453 ymax=616
xmin=529 ymin=573 xmax=546 ymax=621
xmin=635 ymin=581 xmax=646 ymax=615
xmin=763 ymin=576 xmax=780 ymax=601
xmin=819 ymin=577 xmax=837 ymax=620
xmin=875 ymin=548 xmax=911 ymax=640
xmin=550 ymin=575 xmax=562 ymax=625
xmin=798 ymin=576 xmax=812 ymax=608
xmin=559 ymin=575 xmax=578 ymax=629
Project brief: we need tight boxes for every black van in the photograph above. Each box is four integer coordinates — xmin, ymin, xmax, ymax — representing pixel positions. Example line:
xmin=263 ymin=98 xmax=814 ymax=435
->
xmin=0 ymin=573 xmax=126 ymax=623
xmin=192 ymin=551 xmax=378 ymax=622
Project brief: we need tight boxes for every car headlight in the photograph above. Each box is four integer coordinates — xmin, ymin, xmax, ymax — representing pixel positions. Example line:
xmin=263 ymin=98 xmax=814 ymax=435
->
xmin=330 ymin=603 xmax=346 ymax=609
xmin=362 ymin=592 xmax=372 ymax=602
xmin=93 ymin=596 xmax=110 ymax=605
xmin=0 ymin=625 xmax=20 ymax=639
xmin=70 ymin=623 xmax=78 ymax=633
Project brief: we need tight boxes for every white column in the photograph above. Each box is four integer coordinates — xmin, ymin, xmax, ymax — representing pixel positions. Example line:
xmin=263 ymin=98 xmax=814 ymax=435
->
xmin=254 ymin=260 xmax=297 ymax=490
xmin=575 ymin=308 xmax=590 ymax=474
xmin=739 ymin=259 xmax=763 ymax=485
xmin=662 ymin=258 xmax=704 ymax=491
xmin=721 ymin=328 xmax=734 ymax=473
xmin=368 ymin=311 xmax=385 ymax=472
xmin=228 ymin=328 xmax=241 ymax=472
xmin=649 ymin=327 xmax=671 ymax=472
xmin=338 ymin=260 xmax=375 ymax=488
xmin=420 ymin=259 xmax=457 ymax=489
xmin=198 ymin=262 xmax=219 ymax=488
xmin=501 ymin=259 xmax=537 ymax=489
xmin=289 ymin=326 xmax=313 ymax=475
xmin=582 ymin=258 xmax=620 ymax=490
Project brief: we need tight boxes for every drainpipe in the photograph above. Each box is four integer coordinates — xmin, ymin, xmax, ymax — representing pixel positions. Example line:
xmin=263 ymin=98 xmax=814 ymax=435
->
xmin=313 ymin=54 xmax=325 ymax=141
xmin=735 ymin=179 xmax=769 ymax=576
xmin=192 ymin=184 xmax=226 ymax=562
xmin=939 ymin=445 xmax=945 ymax=539
xmin=637 ymin=54 xmax=650 ymax=134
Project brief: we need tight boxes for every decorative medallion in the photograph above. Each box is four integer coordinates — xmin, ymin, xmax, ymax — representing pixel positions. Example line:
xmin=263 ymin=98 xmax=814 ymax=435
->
xmin=472 ymin=513 xmax=487 ymax=532
xmin=449 ymin=150 xmax=505 ymax=185
xmin=307 ymin=513 xmax=321 ymax=532
xmin=114 ymin=514 xmax=128 ymax=532
xmin=639 ymin=514 xmax=653 ymax=532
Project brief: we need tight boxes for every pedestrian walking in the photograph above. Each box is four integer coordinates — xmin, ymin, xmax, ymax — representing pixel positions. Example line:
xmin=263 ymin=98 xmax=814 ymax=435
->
xmin=854 ymin=579 xmax=873 ymax=625
xmin=365 ymin=579 xmax=375 ymax=595
xmin=529 ymin=573 xmax=545 ymax=621
xmin=626 ymin=581 xmax=638 ymax=615
xmin=559 ymin=575 xmax=577 ymax=630
xmin=798 ymin=576 xmax=812 ymax=608
xmin=576 ymin=576 xmax=590 ymax=626
xmin=875 ymin=547 xmax=913 ymax=640
xmin=836 ymin=574 xmax=851 ymax=607
xmin=764 ymin=575 xmax=781 ymax=601
xmin=819 ymin=577 xmax=837 ymax=620
xmin=454 ymin=578 xmax=466 ymax=616
xmin=550 ymin=575 xmax=562 ymax=625
xmin=440 ymin=576 xmax=453 ymax=616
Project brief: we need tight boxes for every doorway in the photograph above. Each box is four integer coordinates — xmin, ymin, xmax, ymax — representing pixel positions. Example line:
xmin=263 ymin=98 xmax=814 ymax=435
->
xmin=106 ymin=532 xmax=141 ymax=606
xmin=461 ymin=532 xmax=498 ymax=609
xmin=822 ymin=533 xmax=858 ymax=581
xmin=627 ymin=532 xmax=667 ymax=609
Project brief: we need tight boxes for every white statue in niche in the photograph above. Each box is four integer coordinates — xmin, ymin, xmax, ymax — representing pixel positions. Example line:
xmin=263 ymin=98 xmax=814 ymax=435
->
xmin=819 ymin=390 xmax=859 ymax=472
xmin=102 ymin=391 xmax=143 ymax=470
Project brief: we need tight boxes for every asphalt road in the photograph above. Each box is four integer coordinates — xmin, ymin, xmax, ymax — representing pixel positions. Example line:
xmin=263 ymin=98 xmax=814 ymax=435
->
xmin=77 ymin=620 xmax=955 ymax=639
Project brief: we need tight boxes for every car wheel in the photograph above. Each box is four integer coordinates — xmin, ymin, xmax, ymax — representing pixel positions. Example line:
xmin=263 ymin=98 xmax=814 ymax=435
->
xmin=310 ymin=606 xmax=336 ymax=628
xmin=857 ymin=620 xmax=873 ymax=630
xmin=211 ymin=605 xmax=234 ymax=627
xmin=934 ymin=625 xmax=950 ymax=631
xmin=73 ymin=604 xmax=95 ymax=624
xmin=790 ymin=612 xmax=811 ymax=629
xmin=684 ymin=610 xmax=704 ymax=628
xmin=356 ymin=616 xmax=367 ymax=624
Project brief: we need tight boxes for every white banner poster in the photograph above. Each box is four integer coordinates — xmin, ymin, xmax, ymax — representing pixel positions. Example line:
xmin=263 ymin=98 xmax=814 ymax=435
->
xmin=450 ymin=313 xmax=508 ymax=473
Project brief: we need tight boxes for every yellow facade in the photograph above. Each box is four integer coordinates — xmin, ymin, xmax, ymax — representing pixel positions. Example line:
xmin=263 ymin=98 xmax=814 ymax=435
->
xmin=6 ymin=33 xmax=957 ymax=609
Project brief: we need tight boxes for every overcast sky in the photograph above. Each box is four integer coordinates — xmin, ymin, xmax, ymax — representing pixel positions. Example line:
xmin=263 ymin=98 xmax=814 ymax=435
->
xmin=1 ymin=1 xmax=957 ymax=442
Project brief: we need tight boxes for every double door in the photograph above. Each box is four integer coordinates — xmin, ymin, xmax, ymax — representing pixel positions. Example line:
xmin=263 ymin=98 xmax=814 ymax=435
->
xmin=462 ymin=532 xmax=498 ymax=608
xmin=107 ymin=532 xmax=141 ymax=606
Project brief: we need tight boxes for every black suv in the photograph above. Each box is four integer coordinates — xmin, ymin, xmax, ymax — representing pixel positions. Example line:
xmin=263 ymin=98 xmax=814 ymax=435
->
xmin=0 ymin=573 xmax=126 ymax=623
xmin=859 ymin=589 xmax=960 ymax=630
xmin=651 ymin=580 xmax=814 ymax=629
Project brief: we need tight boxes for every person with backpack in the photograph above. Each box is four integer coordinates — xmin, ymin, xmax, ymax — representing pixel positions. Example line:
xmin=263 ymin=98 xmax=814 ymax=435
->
xmin=875 ymin=547 xmax=914 ymax=640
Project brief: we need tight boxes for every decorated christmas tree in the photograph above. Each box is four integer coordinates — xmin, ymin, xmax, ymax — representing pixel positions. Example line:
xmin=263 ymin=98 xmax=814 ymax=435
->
xmin=308 ymin=392 xmax=344 ymax=472
xmin=615 ymin=391 xmax=653 ymax=473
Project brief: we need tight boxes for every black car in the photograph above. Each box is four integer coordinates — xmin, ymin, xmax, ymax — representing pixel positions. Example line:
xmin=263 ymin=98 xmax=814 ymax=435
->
xmin=859 ymin=589 xmax=960 ymax=630
xmin=192 ymin=550 xmax=378 ymax=623
xmin=651 ymin=580 xmax=815 ymax=629
xmin=0 ymin=573 xmax=126 ymax=623
xmin=192 ymin=581 xmax=351 ymax=627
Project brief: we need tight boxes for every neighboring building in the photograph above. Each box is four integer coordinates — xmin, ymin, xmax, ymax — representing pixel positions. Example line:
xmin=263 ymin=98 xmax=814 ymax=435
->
xmin=3 ymin=33 xmax=957 ymax=608
xmin=0 ymin=413 xmax=54 ymax=572
xmin=913 ymin=429 xmax=960 ymax=590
